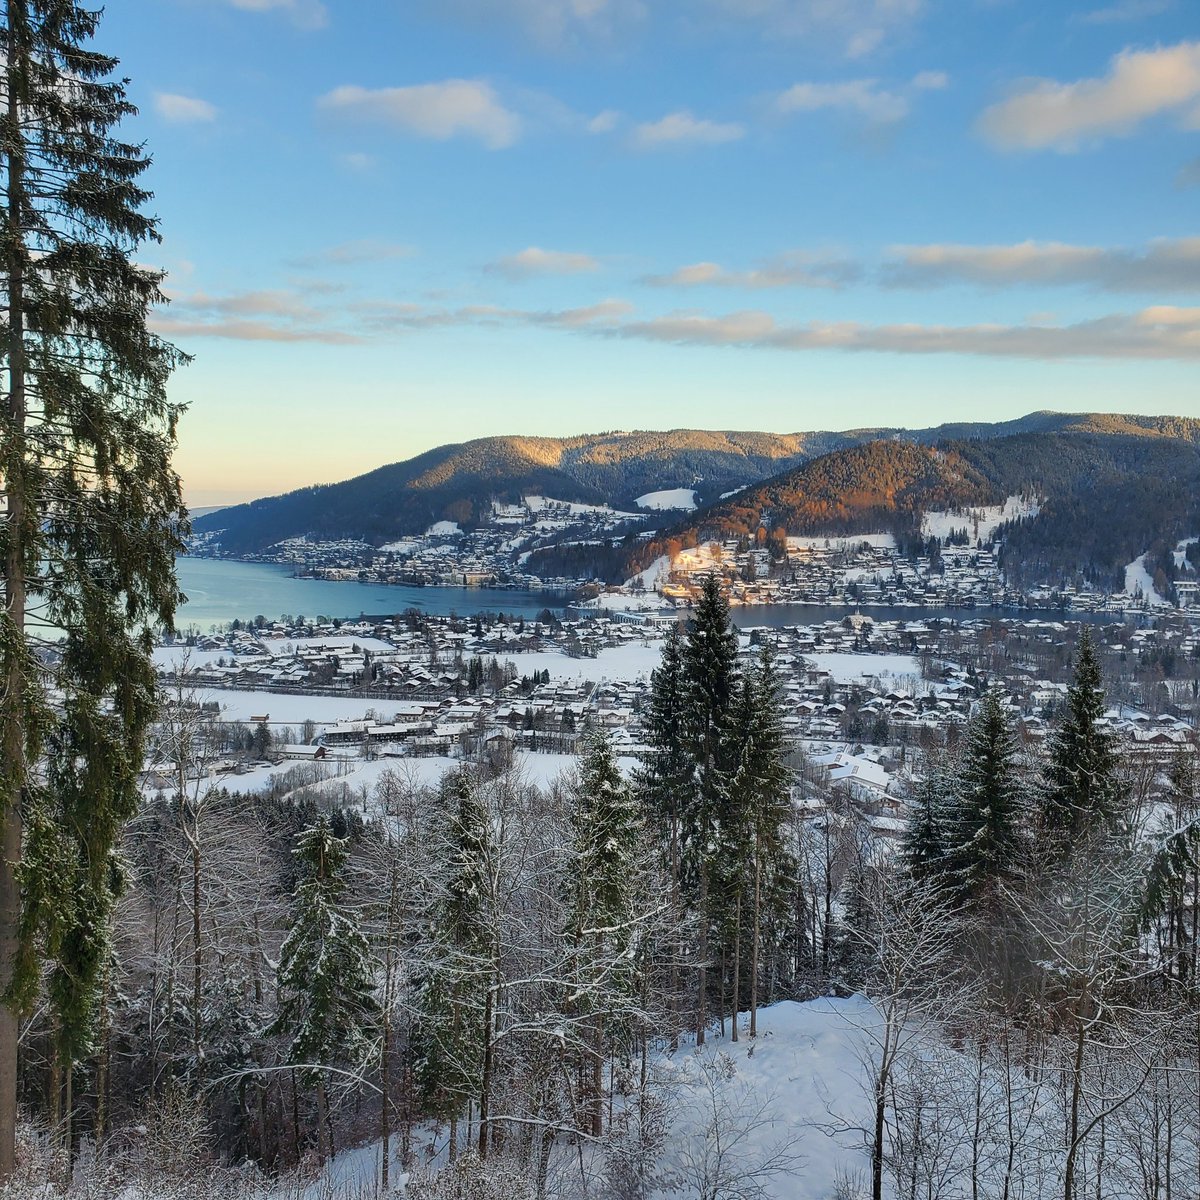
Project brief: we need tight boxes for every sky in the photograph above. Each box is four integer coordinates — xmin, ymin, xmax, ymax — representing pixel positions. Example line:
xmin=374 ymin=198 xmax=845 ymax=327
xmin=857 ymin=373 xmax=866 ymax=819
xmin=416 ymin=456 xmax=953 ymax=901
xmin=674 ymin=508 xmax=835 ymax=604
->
xmin=101 ymin=0 xmax=1200 ymax=506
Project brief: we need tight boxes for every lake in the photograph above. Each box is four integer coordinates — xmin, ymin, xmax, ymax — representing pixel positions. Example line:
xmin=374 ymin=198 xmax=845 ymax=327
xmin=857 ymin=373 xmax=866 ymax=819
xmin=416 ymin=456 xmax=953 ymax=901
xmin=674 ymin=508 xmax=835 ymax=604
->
xmin=174 ymin=557 xmax=565 ymax=629
xmin=175 ymin=557 xmax=1142 ymax=632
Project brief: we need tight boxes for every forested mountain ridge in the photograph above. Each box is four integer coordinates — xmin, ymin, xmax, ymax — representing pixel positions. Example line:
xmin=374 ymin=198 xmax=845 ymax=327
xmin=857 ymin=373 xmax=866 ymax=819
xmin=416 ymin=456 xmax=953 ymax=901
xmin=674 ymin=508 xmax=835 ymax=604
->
xmin=193 ymin=412 xmax=1200 ymax=557
xmin=576 ymin=429 xmax=1200 ymax=591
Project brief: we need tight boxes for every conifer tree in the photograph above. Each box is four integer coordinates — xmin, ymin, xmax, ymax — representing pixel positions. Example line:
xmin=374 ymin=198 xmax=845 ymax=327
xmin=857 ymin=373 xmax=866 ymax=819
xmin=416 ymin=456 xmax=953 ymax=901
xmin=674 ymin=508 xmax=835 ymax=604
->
xmin=900 ymin=763 xmax=956 ymax=885
xmin=269 ymin=818 xmax=378 ymax=1161
xmin=566 ymin=731 xmax=643 ymax=1135
xmin=680 ymin=573 xmax=739 ymax=1044
xmin=0 ymin=0 xmax=186 ymax=1170
xmin=727 ymin=645 xmax=795 ymax=1037
xmin=944 ymin=690 xmax=1023 ymax=904
xmin=1040 ymin=629 xmax=1123 ymax=854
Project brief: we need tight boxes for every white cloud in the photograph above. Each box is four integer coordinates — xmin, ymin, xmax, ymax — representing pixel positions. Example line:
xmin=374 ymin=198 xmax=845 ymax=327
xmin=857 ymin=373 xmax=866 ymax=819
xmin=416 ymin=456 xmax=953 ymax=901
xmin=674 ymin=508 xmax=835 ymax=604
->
xmin=644 ymin=252 xmax=860 ymax=289
xmin=338 ymin=152 xmax=376 ymax=170
xmin=291 ymin=241 xmax=415 ymax=268
xmin=978 ymin=40 xmax=1200 ymax=151
xmin=429 ymin=0 xmax=646 ymax=50
xmin=776 ymin=79 xmax=910 ymax=124
xmin=486 ymin=247 xmax=600 ymax=278
xmin=883 ymin=238 xmax=1200 ymax=292
xmin=1079 ymin=0 xmax=1172 ymax=24
xmin=587 ymin=109 xmax=621 ymax=134
xmin=631 ymin=110 xmax=745 ymax=148
xmin=912 ymin=70 xmax=949 ymax=91
xmin=221 ymin=0 xmax=328 ymax=30
xmin=703 ymin=0 xmax=925 ymax=57
xmin=612 ymin=305 xmax=1200 ymax=360
xmin=317 ymin=80 xmax=521 ymax=149
xmin=153 ymin=92 xmax=217 ymax=123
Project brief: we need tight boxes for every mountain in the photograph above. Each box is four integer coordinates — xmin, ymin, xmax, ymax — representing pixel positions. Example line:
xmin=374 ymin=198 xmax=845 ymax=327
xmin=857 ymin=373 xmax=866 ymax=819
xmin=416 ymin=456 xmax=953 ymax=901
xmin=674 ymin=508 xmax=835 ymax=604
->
xmin=192 ymin=413 xmax=1200 ymax=559
xmin=571 ymin=427 xmax=1200 ymax=592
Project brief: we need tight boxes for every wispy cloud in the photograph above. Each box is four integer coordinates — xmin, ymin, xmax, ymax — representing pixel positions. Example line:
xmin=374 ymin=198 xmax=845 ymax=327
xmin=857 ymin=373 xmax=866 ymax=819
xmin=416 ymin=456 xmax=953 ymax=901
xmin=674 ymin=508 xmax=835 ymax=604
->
xmin=643 ymin=253 xmax=861 ymax=289
xmin=631 ymin=110 xmax=745 ymax=148
xmin=429 ymin=0 xmax=646 ymax=51
xmin=485 ymin=247 xmax=600 ymax=278
xmin=153 ymin=92 xmax=217 ymax=123
xmin=1078 ymin=0 xmax=1172 ymax=24
xmin=883 ymin=238 xmax=1200 ymax=292
xmin=978 ymin=40 xmax=1200 ymax=151
xmin=1177 ymin=157 xmax=1200 ymax=187
xmin=317 ymin=80 xmax=521 ymax=149
xmin=775 ymin=78 xmax=910 ymax=125
xmin=703 ymin=0 xmax=926 ymax=59
xmin=610 ymin=305 xmax=1200 ymax=360
xmin=152 ymin=288 xmax=360 ymax=344
xmin=218 ymin=0 xmax=328 ymax=30
xmin=290 ymin=241 xmax=415 ymax=269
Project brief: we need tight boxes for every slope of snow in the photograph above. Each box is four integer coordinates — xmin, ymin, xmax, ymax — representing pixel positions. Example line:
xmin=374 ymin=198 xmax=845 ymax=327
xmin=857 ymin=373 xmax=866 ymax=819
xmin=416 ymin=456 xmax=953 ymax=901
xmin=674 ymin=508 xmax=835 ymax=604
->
xmin=921 ymin=494 xmax=1040 ymax=542
xmin=1173 ymin=536 xmax=1198 ymax=571
xmin=426 ymin=520 xmax=462 ymax=536
xmin=636 ymin=487 xmax=698 ymax=511
xmin=626 ymin=554 xmax=672 ymax=591
xmin=787 ymin=533 xmax=897 ymax=551
xmin=1124 ymin=553 xmax=1170 ymax=607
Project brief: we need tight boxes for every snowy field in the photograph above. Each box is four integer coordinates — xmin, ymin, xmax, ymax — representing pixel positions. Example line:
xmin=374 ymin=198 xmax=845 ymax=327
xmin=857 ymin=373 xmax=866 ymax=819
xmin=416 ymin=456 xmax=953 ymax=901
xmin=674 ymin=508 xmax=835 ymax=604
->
xmin=635 ymin=487 xmax=698 ymax=511
xmin=804 ymin=652 xmax=924 ymax=687
xmin=294 ymin=996 xmax=881 ymax=1200
xmin=787 ymin=533 xmax=897 ymax=551
xmin=1123 ymin=553 xmax=1170 ymax=607
xmin=921 ymin=494 xmax=1039 ymax=542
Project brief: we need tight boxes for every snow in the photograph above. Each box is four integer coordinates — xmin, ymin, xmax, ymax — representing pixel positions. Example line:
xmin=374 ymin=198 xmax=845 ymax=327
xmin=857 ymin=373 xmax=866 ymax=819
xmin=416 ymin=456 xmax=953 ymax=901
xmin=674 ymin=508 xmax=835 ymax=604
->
xmin=1124 ymin=553 xmax=1171 ymax=607
xmin=498 ymin=640 xmax=665 ymax=683
xmin=426 ymin=520 xmax=462 ymax=536
xmin=635 ymin=487 xmax=698 ymax=511
xmin=153 ymin=635 xmax=396 ymax=670
xmin=921 ymin=494 xmax=1040 ymax=542
xmin=787 ymin=533 xmax=897 ymax=551
xmin=583 ymin=591 xmax=675 ymax=613
xmin=1172 ymin=535 xmax=1198 ymax=571
xmin=626 ymin=554 xmax=672 ymax=591
xmin=173 ymin=688 xmax=402 ymax=725
xmin=804 ymin=652 xmax=924 ymax=686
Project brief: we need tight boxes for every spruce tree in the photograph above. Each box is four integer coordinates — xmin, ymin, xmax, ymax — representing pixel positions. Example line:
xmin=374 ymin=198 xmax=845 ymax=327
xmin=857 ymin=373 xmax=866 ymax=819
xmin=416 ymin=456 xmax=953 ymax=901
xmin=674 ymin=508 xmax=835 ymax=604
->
xmin=566 ymin=731 xmax=643 ymax=1135
xmin=269 ymin=818 xmax=379 ymax=1160
xmin=0 ymin=0 xmax=186 ymax=1169
xmin=1040 ymin=629 xmax=1123 ymax=854
xmin=900 ymin=763 xmax=956 ymax=885
xmin=680 ymin=572 xmax=739 ymax=1044
xmin=944 ymin=690 xmax=1023 ymax=904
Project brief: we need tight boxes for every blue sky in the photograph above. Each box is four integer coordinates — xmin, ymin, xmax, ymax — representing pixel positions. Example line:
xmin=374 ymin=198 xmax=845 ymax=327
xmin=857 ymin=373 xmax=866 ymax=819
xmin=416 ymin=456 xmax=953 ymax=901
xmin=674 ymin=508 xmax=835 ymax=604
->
xmin=103 ymin=0 xmax=1200 ymax=505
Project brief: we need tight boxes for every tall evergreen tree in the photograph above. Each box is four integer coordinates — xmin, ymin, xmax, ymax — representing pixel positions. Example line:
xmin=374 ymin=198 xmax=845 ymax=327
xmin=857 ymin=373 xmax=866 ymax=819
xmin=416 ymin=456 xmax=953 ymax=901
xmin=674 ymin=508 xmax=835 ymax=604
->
xmin=1040 ymin=629 xmax=1123 ymax=854
xmin=900 ymin=762 xmax=956 ymax=885
xmin=0 ymin=0 xmax=186 ymax=1170
xmin=727 ymin=644 xmax=795 ymax=1037
xmin=269 ymin=818 xmax=378 ymax=1160
xmin=566 ymin=731 xmax=644 ymax=1135
xmin=944 ymin=690 xmax=1024 ymax=904
xmin=680 ymin=573 xmax=739 ymax=1044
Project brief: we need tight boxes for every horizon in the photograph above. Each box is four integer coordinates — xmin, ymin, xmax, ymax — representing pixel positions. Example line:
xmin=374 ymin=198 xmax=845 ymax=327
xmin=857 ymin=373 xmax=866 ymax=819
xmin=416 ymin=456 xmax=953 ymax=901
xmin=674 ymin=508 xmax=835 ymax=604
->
xmin=101 ymin=2 xmax=1200 ymax=507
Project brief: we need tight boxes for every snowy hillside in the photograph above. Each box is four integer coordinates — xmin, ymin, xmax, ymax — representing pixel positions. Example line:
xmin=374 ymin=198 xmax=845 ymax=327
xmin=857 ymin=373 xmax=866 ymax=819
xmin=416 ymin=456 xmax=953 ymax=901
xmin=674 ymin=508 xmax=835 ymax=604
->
xmin=920 ymin=495 xmax=1039 ymax=542
xmin=636 ymin=488 xmax=698 ymax=511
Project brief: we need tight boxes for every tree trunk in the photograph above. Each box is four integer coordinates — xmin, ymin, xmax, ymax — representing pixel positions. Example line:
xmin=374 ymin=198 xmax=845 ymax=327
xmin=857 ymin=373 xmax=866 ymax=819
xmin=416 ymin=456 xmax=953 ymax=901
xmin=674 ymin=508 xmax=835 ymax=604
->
xmin=95 ymin=976 xmax=111 ymax=1146
xmin=750 ymin=843 xmax=762 ymax=1038
xmin=872 ymin=1075 xmax=886 ymax=1200
xmin=478 ymin=984 xmax=494 ymax=1158
xmin=697 ymin=858 xmax=709 ymax=1046
xmin=731 ymin=892 xmax=741 ymax=1042
xmin=191 ymin=834 xmax=202 ymax=1082
xmin=0 ymin=6 xmax=28 ymax=1170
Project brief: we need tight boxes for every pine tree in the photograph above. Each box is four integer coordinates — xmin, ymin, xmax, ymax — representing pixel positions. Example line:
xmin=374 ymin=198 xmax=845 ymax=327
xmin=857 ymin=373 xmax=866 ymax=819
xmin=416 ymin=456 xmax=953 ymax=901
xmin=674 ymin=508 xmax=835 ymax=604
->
xmin=566 ymin=731 xmax=644 ymax=1135
xmin=680 ymin=573 xmax=739 ymax=1044
xmin=1040 ymin=629 xmax=1123 ymax=855
xmin=943 ymin=690 xmax=1023 ymax=904
xmin=727 ymin=645 xmax=795 ymax=1037
xmin=0 ymin=1 xmax=186 ymax=1170
xmin=900 ymin=763 xmax=956 ymax=885
xmin=269 ymin=818 xmax=378 ymax=1160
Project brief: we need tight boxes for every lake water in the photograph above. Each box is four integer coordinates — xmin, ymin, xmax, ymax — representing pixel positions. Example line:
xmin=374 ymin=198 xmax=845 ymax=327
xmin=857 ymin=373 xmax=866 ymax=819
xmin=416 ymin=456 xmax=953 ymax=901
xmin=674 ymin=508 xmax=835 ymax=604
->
xmin=174 ymin=558 xmax=565 ymax=630
xmin=175 ymin=557 xmax=1141 ymax=632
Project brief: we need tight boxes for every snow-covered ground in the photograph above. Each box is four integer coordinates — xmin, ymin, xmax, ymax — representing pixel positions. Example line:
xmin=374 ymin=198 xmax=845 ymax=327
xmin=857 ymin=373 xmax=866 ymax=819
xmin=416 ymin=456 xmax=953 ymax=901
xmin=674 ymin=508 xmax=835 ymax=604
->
xmin=1172 ymin=535 xmax=1198 ymax=571
xmin=804 ymin=652 xmax=924 ymax=688
xmin=636 ymin=487 xmax=698 ymax=511
xmin=787 ymin=533 xmax=897 ymax=551
xmin=920 ymin=494 xmax=1039 ymax=542
xmin=626 ymin=554 xmax=672 ymax=591
xmin=1123 ymin=553 xmax=1171 ymax=607
xmin=425 ymin=520 xmax=462 ymax=536
xmin=286 ymin=996 xmax=879 ymax=1200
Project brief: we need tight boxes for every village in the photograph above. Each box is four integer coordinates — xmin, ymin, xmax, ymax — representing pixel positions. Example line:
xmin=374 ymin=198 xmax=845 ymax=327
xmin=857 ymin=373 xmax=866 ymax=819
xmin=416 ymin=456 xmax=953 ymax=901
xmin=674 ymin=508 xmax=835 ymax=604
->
xmin=152 ymin=598 xmax=1200 ymax=846
xmin=190 ymin=490 xmax=1200 ymax=618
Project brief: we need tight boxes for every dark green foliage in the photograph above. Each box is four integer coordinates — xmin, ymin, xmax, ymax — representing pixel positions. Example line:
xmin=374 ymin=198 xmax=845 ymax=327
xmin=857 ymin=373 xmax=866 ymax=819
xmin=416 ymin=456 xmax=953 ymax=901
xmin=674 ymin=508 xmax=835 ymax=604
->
xmin=942 ymin=691 xmax=1024 ymax=904
xmin=269 ymin=819 xmax=378 ymax=1086
xmin=900 ymin=764 xmax=956 ymax=884
xmin=1039 ymin=629 xmax=1124 ymax=854
xmin=1 ymin=0 xmax=187 ymax=1073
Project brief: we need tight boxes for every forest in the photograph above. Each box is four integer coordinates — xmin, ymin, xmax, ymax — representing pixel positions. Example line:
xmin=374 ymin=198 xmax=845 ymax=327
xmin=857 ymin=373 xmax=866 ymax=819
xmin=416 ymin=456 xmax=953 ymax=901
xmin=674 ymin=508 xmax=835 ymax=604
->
xmin=5 ymin=580 xmax=1200 ymax=1200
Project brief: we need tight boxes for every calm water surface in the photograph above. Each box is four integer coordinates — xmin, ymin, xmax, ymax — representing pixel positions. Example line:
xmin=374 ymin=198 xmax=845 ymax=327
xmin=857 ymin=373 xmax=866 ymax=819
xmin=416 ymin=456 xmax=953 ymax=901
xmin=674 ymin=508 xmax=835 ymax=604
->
xmin=176 ymin=557 xmax=1141 ymax=632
